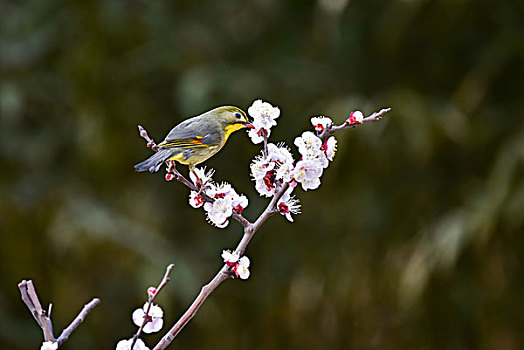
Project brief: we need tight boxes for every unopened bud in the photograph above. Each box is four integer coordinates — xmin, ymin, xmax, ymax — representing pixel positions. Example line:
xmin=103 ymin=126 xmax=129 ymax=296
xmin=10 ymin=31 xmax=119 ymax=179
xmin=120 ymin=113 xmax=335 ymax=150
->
xmin=138 ymin=125 xmax=148 ymax=138
xmin=347 ymin=111 xmax=364 ymax=125
xmin=147 ymin=287 xmax=157 ymax=297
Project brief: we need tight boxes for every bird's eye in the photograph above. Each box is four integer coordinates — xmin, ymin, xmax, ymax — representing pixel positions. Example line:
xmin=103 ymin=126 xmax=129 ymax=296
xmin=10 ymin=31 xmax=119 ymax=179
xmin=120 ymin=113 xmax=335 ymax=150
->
xmin=234 ymin=112 xmax=242 ymax=119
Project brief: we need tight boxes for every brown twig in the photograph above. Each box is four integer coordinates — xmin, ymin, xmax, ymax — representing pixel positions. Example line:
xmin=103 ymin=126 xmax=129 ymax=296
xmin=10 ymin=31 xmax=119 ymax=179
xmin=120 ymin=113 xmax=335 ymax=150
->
xmin=262 ymin=129 xmax=269 ymax=158
xmin=130 ymin=264 xmax=175 ymax=350
xmin=18 ymin=280 xmax=55 ymax=342
xmin=57 ymin=298 xmax=101 ymax=346
xmin=138 ymin=125 xmax=159 ymax=152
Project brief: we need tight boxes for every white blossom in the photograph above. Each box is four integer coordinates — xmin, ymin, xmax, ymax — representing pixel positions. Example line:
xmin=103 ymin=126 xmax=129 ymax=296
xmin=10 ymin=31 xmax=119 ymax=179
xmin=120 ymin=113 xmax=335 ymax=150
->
xmin=222 ymin=250 xmax=240 ymax=265
xmin=132 ymin=303 xmax=164 ymax=334
xmin=248 ymin=126 xmax=270 ymax=144
xmin=293 ymin=158 xmax=323 ymax=191
xmin=294 ymin=131 xmax=329 ymax=168
xmin=277 ymin=189 xmax=301 ymax=222
xmin=267 ymin=143 xmax=293 ymax=163
xmin=322 ymin=136 xmax=337 ymax=161
xmin=41 ymin=342 xmax=58 ymax=350
xmin=247 ymin=99 xmax=280 ymax=144
xmin=236 ymin=256 xmax=251 ymax=280
xmin=250 ymin=154 xmax=275 ymax=180
xmin=311 ymin=116 xmax=333 ymax=133
xmin=189 ymin=166 xmax=215 ymax=187
xmin=202 ymin=182 xmax=248 ymax=227
xmin=116 ymin=338 xmax=150 ymax=350
xmin=231 ymin=193 xmax=249 ymax=213
xmin=205 ymin=182 xmax=231 ymax=199
xmin=204 ymin=197 xmax=233 ymax=228
xmin=294 ymin=131 xmax=322 ymax=157
xmin=223 ymin=184 xmax=249 ymax=213
xmin=189 ymin=191 xmax=204 ymax=208
xmin=250 ymin=143 xmax=295 ymax=197
xmin=275 ymin=159 xmax=294 ymax=183
xmin=251 ymin=155 xmax=277 ymax=197
xmin=222 ymin=250 xmax=251 ymax=279
xmin=254 ymin=175 xmax=276 ymax=197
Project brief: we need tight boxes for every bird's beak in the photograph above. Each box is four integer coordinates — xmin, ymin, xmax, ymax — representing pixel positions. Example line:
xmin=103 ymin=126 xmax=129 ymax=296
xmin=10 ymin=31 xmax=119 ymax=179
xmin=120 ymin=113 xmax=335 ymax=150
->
xmin=244 ymin=122 xmax=255 ymax=129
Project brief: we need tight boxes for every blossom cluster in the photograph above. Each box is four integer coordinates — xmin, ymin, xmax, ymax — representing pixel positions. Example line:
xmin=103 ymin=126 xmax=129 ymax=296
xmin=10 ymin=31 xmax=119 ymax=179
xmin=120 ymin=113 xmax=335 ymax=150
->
xmin=115 ymin=289 xmax=165 ymax=350
xmin=246 ymin=99 xmax=280 ymax=144
xmin=187 ymin=167 xmax=249 ymax=228
xmin=246 ymin=100 xmax=346 ymax=221
xmin=222 ymin=250 xmax=251 ymax=279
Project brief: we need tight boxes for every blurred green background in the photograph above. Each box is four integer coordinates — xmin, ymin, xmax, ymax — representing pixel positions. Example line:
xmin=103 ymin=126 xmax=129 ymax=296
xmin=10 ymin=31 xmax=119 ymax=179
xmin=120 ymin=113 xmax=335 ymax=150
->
xmin=1 ymin=0 xmax=523 ymax=349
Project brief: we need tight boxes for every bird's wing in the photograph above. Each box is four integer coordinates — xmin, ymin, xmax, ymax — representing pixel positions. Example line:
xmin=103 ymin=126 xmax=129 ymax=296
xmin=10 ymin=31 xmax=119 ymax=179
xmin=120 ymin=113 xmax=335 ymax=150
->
xmin=158 ymin=117 xmax=220 ymax=149
xmin=158 ymin=137 xmax=208 ymax=149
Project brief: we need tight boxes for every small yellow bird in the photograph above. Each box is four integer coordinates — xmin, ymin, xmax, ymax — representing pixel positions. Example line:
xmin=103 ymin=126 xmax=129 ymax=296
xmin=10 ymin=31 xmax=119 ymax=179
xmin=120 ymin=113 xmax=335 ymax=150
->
xmin=134 ymin=106 xmax=253 ymax=173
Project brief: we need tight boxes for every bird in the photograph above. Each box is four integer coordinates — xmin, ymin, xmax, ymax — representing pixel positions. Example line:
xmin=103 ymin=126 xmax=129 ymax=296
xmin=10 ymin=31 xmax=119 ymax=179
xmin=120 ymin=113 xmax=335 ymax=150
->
xmin=134 ymin=106 xmax=253 ymax=174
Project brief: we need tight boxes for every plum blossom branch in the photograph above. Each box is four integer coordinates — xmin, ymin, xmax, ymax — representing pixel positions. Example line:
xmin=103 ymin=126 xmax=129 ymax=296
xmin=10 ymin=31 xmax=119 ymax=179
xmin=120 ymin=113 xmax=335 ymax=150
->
xmin=135 ymin=101 xmax=391 ymax=350
xmin=18 ymin=280 xmax=100 ymax=349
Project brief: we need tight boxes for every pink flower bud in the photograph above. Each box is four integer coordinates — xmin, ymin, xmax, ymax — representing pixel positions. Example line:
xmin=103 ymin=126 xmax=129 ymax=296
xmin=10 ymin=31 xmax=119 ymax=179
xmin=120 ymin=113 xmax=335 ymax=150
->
xmin=347 ymin=111 xmax=364 ymax=125
xmin=147 ymin=287 xmax=157 ymax=297
xmin=138 ymin=125 xmax=148 ymax=138
xmin=165 ymin=173 xmax=174 ymax=181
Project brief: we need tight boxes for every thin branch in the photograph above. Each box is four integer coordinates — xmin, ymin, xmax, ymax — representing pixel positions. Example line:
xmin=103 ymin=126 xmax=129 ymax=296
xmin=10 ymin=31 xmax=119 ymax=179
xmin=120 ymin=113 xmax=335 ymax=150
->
xmin=153 ymin=267 xmax=230 ymax=350
xmin=18 ymin=280 xmax=55 ymax=342
xmin=57 ymin=298 xmax=101 ymax=346
xmin=166 ymin=162 xmax=202 ymax=193
xmin=236 ymin=182 xmax=289 ymax=254
xmin=262 ymin=129 xmax=269 ymax=158
xmin=231 ymin=211 xmax=252 ymax=228
xmin=130 ymin=264 xmax=175 ymax=350
xmin=319 ymin=107 xmax=391 ymax=140
xmin=138 ymin=125 xmax=159 ymax=152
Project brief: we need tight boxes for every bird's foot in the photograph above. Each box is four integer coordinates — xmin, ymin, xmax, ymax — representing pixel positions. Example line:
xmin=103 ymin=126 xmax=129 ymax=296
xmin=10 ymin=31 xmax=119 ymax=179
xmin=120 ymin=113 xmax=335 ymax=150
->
xmin=190 ymin=169 xmax=205 ymax=192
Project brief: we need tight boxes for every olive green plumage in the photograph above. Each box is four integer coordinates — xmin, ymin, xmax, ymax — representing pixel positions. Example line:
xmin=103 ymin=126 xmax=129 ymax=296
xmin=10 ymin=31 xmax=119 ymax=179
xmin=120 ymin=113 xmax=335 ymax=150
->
xmin=134 ymin=106 xmax=252 ymax=173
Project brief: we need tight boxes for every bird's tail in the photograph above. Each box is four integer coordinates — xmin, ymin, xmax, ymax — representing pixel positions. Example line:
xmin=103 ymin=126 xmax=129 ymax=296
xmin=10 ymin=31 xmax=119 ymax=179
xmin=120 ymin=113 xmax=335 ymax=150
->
xmin=134 ymin=149 xmax=172 ymax=173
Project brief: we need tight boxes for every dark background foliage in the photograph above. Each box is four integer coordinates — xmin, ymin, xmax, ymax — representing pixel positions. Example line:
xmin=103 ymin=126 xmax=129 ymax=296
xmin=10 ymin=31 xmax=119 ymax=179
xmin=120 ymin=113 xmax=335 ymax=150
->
xmin=1 ymin=0 xmax=523 ymax=349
